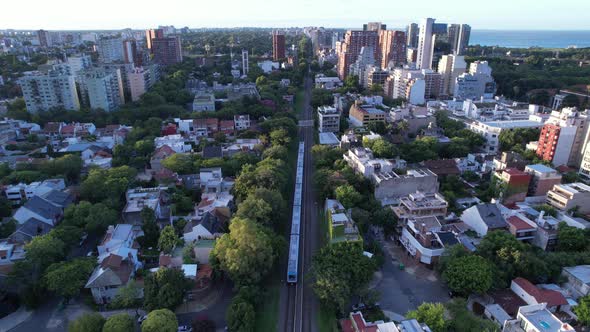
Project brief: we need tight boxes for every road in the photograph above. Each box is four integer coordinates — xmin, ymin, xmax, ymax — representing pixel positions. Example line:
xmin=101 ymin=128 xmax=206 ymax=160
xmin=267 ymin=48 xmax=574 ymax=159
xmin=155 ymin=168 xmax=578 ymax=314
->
xmin=279 ymin=69 xmax=319 ymax=332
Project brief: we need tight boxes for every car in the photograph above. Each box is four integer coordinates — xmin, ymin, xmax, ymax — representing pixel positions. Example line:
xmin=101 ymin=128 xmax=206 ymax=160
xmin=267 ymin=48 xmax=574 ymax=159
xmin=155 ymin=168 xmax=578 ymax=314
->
xmin=86 ymin=251 xmax=94 ymax=257
xmin=137 ymin=315 xmax=148 ymax=324
xmin=178 ymin=326 xmax=192 ymax=332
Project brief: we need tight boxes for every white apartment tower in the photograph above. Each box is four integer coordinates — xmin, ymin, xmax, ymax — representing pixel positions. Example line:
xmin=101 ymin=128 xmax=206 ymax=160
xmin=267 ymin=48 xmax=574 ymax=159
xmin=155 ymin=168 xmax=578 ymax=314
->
xmin=18 ymin=64 xmax=80 ymax=113
xmin=242 ymin=49 xmax=249 ymax=76
xmin=79 ymin=67 xmax=125 ymax=112
xmin=416 ymin=18 xmax=435 ymax=70
xmin=437 ymin=54 xmax=467 ymax=96
xmin=97 ymin=37 xmax=125 ymax=63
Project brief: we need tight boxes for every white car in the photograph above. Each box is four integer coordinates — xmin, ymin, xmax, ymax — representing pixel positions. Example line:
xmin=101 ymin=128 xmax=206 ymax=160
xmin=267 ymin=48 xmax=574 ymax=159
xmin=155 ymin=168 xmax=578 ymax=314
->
xmin=137 ymin=315 xmax=148 ymax=324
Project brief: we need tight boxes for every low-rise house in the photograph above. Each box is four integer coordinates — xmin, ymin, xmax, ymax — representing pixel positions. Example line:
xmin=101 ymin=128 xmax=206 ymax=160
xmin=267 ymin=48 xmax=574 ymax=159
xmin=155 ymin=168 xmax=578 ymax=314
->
xmin=506 ymin=215 xmax=537 ymax=242
xmin=314 ymin=75 xmax=342 ymax=90
xmin=219 ymin=120 xmax=234 ymax=135
xmin=192 ymin=92 xmax=215 ymax=112
xmin=150 ymin=145 xmax=176 ymax=173
xmin=154 ymin=135 xmax=192 ymax=153
xmin=161 ymin=123 xmax=177 ymax=136
xmin=194 ymin=192 xmax=233 ymax=221
xmin=234 ymin=115 xmax=251 ymax=131
xmin=183 ymin=210 xmax=229 ymax=241
xmin=122 ymin=187 xmax=169 ymax=224
xmin=502 ymin=303 xmax=575 ymax=332
xmin=198 ymin=168 xmax=234 ymax=193
xmin=9 ymin=218 xmax=53 ymax=244
xmin=339 ymin=311 xmax=401 ymax=332
xmin=222 ymin=139 xmax=261 ymax=157
xmin=12 ymin=190 xmax=73 ymax=227
xmin=494 ymin=151 xmax=528 ymax=172
xmin=524 ymin=164 xmax=562 ymax=197
xmin=562 ymin=265 xmax=590 ymax=299
xmin=422 ymin=159 xmax=461 ymax=177
xmin=4 ymin=178 xmax=65 ymax=205
xmin=400 ymin=215 xmax=459 ymax=265
xmin=511 ymin=277 xmax=568 ymax=312
xmin=546 ymin=183 xmax=590 ymax=214
xmin=460 ymin=203 xmax=507 ymax=237
xmin=324 ymin=199 xmax=361 ymax=243
xmin=97 ymin=224 xmax=141 ymax=265
xmin=85 ymin=253 xmax=138 ymax=305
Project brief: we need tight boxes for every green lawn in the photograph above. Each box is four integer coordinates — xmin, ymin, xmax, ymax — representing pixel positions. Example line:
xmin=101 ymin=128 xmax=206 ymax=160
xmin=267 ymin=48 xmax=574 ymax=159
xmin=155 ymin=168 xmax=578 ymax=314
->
xmin=255 ymin=279 xmax=280 ymax=332
xmin=318 ymin=305 xmax=339 ymax=332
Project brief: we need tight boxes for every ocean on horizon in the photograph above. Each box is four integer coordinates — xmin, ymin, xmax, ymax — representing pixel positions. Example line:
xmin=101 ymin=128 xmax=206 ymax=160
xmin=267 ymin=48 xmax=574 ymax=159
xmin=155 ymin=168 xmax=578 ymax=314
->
xmin=470 ymin=30 xmax=590 ymax=49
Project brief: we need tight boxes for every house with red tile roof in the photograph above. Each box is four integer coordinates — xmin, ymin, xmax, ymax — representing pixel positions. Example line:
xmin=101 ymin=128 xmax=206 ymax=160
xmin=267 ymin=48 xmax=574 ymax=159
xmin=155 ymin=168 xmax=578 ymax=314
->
xmin=511 ymin=277 xmax=568 ymax=312
xmin=506 ymin=214 xmax=537 ymax=242
xmin=219 ymin=120 xmax=235 ymax=135
xmin=150 ymin=145 xmax=176 ymax=173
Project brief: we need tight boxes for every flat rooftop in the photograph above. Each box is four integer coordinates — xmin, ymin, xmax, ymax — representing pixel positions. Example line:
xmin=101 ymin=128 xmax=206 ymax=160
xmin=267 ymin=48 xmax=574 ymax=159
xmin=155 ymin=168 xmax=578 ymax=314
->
xmin=482 ymin=120 xmax=542 ymax=129
xmin=521 ymin=307 xmax=573 ymax=332
xmin=526 ymin=164 xmax=557 ymax=174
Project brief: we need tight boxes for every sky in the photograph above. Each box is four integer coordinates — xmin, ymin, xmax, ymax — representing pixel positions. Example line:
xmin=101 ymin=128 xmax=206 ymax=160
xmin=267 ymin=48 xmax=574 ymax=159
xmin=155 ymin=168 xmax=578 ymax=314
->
xmin=3 ymin=0 xmax=590 ymax=30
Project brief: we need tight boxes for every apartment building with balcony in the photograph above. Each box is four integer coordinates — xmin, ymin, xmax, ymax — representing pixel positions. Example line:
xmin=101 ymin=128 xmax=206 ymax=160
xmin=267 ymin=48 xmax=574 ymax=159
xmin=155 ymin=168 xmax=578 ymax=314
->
xmin=343 ymin=147 xmax=393 ymax=178
xmin=524 ymin=164 xmax=563 ymax=197
xmin=318 ymin=105 xmax=340 ymax=133
xmin=546 ymin=182 xmax=590 ymax=214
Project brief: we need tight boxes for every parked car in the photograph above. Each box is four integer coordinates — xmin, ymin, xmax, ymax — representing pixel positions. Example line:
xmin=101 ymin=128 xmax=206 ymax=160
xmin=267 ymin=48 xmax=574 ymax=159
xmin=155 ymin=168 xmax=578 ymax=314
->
xmin=78 ymin=233 xmax=88 ymax=247
xmin=178 ymin=326 xmax=192 ymax=332
xmin=352 ymin=303 xmax=366 ymax=311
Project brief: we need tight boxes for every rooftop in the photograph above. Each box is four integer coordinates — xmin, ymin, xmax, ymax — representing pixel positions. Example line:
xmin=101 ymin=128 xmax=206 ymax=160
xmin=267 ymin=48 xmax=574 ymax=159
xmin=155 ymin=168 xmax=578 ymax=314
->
xmin=563 ymin=265 xmax=590 ymax=285
xmin=482 ymin=120 xmax=543 ymax=129
xmin=518 ymin=304 xmax=574 ymax=332
xmin=525 ymin=164 xmax=557 ymax=174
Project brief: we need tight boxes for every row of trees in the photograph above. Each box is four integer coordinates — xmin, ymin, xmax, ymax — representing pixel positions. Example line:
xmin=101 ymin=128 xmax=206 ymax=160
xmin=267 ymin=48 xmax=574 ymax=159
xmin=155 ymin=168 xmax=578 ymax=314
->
xmin=69 ymin=309 xmax=180 ymax=332
xmin=211 ymin=115 xmax=297 ymax=331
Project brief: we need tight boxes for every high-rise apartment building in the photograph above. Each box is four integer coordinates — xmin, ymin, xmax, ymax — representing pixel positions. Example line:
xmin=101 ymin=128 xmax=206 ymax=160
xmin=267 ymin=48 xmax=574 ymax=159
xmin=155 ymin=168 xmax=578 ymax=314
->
xmin=123 ymin=39 xmax=141 ymax=65
xmin=67 ymin=54 xmax=92 ymax=74
xmin=97 ymin=37 xmax=125 ymax=63
xmin=78 ymin=67 xmax=125 ymax=112
xmin=536 ymin=108 xmax=589 ymax=167
xmin=18 ymin=64 xmax=80 ymax=113
xmin=456 ymin=24 xmax=471 ymax=55
xmin=364 ymin=22 xmax=386 ymax=32
xmin=37 ymin=29 xmax=50 ymax=47
xmin=128 ymin=65 xmax=159 ymax=102
xmin=152 ymin=36 xmax=182 ymax=66
xmin=454 ymin=61 xmax=496 ymax=100
xmin=407 ymin=23 xmax=419 ymax=48
xmin=416 ymin=18 xmax=435 ymax=70
xmin=349 ymin=46 xmax=375 ymax=87
xmin=242 ymin=49 xmax=249 ymax=76
xmin=379 ymin=30 xmax=407 ymax=69
xmin=146 ymin=28 xmax=164 ymax=51
xmin=272 ymin=31 xmax=286 ymax=61
xmin=337 ymin=29 xmax=379 ymax=79
xmin=437 ymin=54 xmax=467 ymax=96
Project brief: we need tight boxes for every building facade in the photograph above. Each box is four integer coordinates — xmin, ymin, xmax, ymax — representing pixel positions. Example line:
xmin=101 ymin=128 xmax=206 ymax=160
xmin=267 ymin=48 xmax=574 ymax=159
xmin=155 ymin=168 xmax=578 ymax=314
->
xmin=152 ymin=36 xmax=182 ymax=66
xmin=18 ymin=64 xmax=80 ymax=113
xmin=318 ymin=106 xmax=340 ymax=133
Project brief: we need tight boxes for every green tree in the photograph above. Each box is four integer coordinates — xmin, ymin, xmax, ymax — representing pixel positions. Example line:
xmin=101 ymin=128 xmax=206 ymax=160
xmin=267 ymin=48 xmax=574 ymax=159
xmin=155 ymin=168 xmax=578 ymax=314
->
xmin=226 ymin=298 xmax=255 ymax=332
xmin=575 ymin=295 xmax=590 ymax=327
xmin=557 ymin=222 xmax=588 ymax=252
xmin=139 ymin=207 xmax=160 ymax=248
xmin=476 ymin=231 xmax=526 ymax=287
xmin=311 ymin=242 xmax=375 ymax=311
xmin=141 ymin=309 xmax=178 ymax=332
xmin=269 ymin=128 xmax=290 ymax=146
xmin=111 ymin=280 xmax=142 ymax=309
xmin=442 ymin=255 xmax=493 ymax=296
xmin=161 ymin=154 xmax=194 ymax=174
xmin=335 ymin=185 xmax=362 ymax=209
xmin=211 ymin=218 xmax=276 ymax=287
xmin=0 ymin=218 xmax=16 ymax=238
xmin=102 ymin=313 xmax=134 ymax=332
xmin=370 ymin=139 xmax=397 ymax=158
xmin=44 ymin=258 xmax=95 ymax=301
xmin=235 ymin=196 xmax=273 ymax=226
xmin=406 ymin=303 xmax=446 ymax=332
xmin=68 ymin=312 xmax=105 ymax=332
xmin=25 ymin=234 xmax=65 ymax=275
xmin=158 ymin=225 xmax=179 ymax=254
xmin=143 ymin=268 xmax=189 ymax=311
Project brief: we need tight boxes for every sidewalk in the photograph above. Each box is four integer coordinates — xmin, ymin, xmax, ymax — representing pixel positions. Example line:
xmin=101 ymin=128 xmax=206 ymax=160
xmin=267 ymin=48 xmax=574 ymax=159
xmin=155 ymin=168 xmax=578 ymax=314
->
xmin=0 ymin=307 xmax=32 ymax=332
xmin=382 ymin=241 xmax=440 ymax=282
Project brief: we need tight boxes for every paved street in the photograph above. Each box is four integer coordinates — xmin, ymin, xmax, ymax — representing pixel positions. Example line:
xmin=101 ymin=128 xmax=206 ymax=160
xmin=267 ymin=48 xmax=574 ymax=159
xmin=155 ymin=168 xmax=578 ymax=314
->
xmin=372 ymin=241 xmax=450 ymax=319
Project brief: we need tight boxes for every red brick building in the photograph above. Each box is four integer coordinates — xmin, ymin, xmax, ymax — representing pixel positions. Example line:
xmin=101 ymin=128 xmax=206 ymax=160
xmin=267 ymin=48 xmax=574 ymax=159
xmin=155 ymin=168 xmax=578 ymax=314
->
xmin=272 ymin=31 xmax=285 ymax=61
xmin=495 ymin=168 xmax=532 ymax=205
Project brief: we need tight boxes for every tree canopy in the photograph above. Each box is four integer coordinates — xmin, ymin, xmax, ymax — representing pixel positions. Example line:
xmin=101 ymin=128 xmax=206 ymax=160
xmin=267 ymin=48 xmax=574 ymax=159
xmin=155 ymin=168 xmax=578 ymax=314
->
xmin=141 ymin=309 xmax=178 ymax=332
